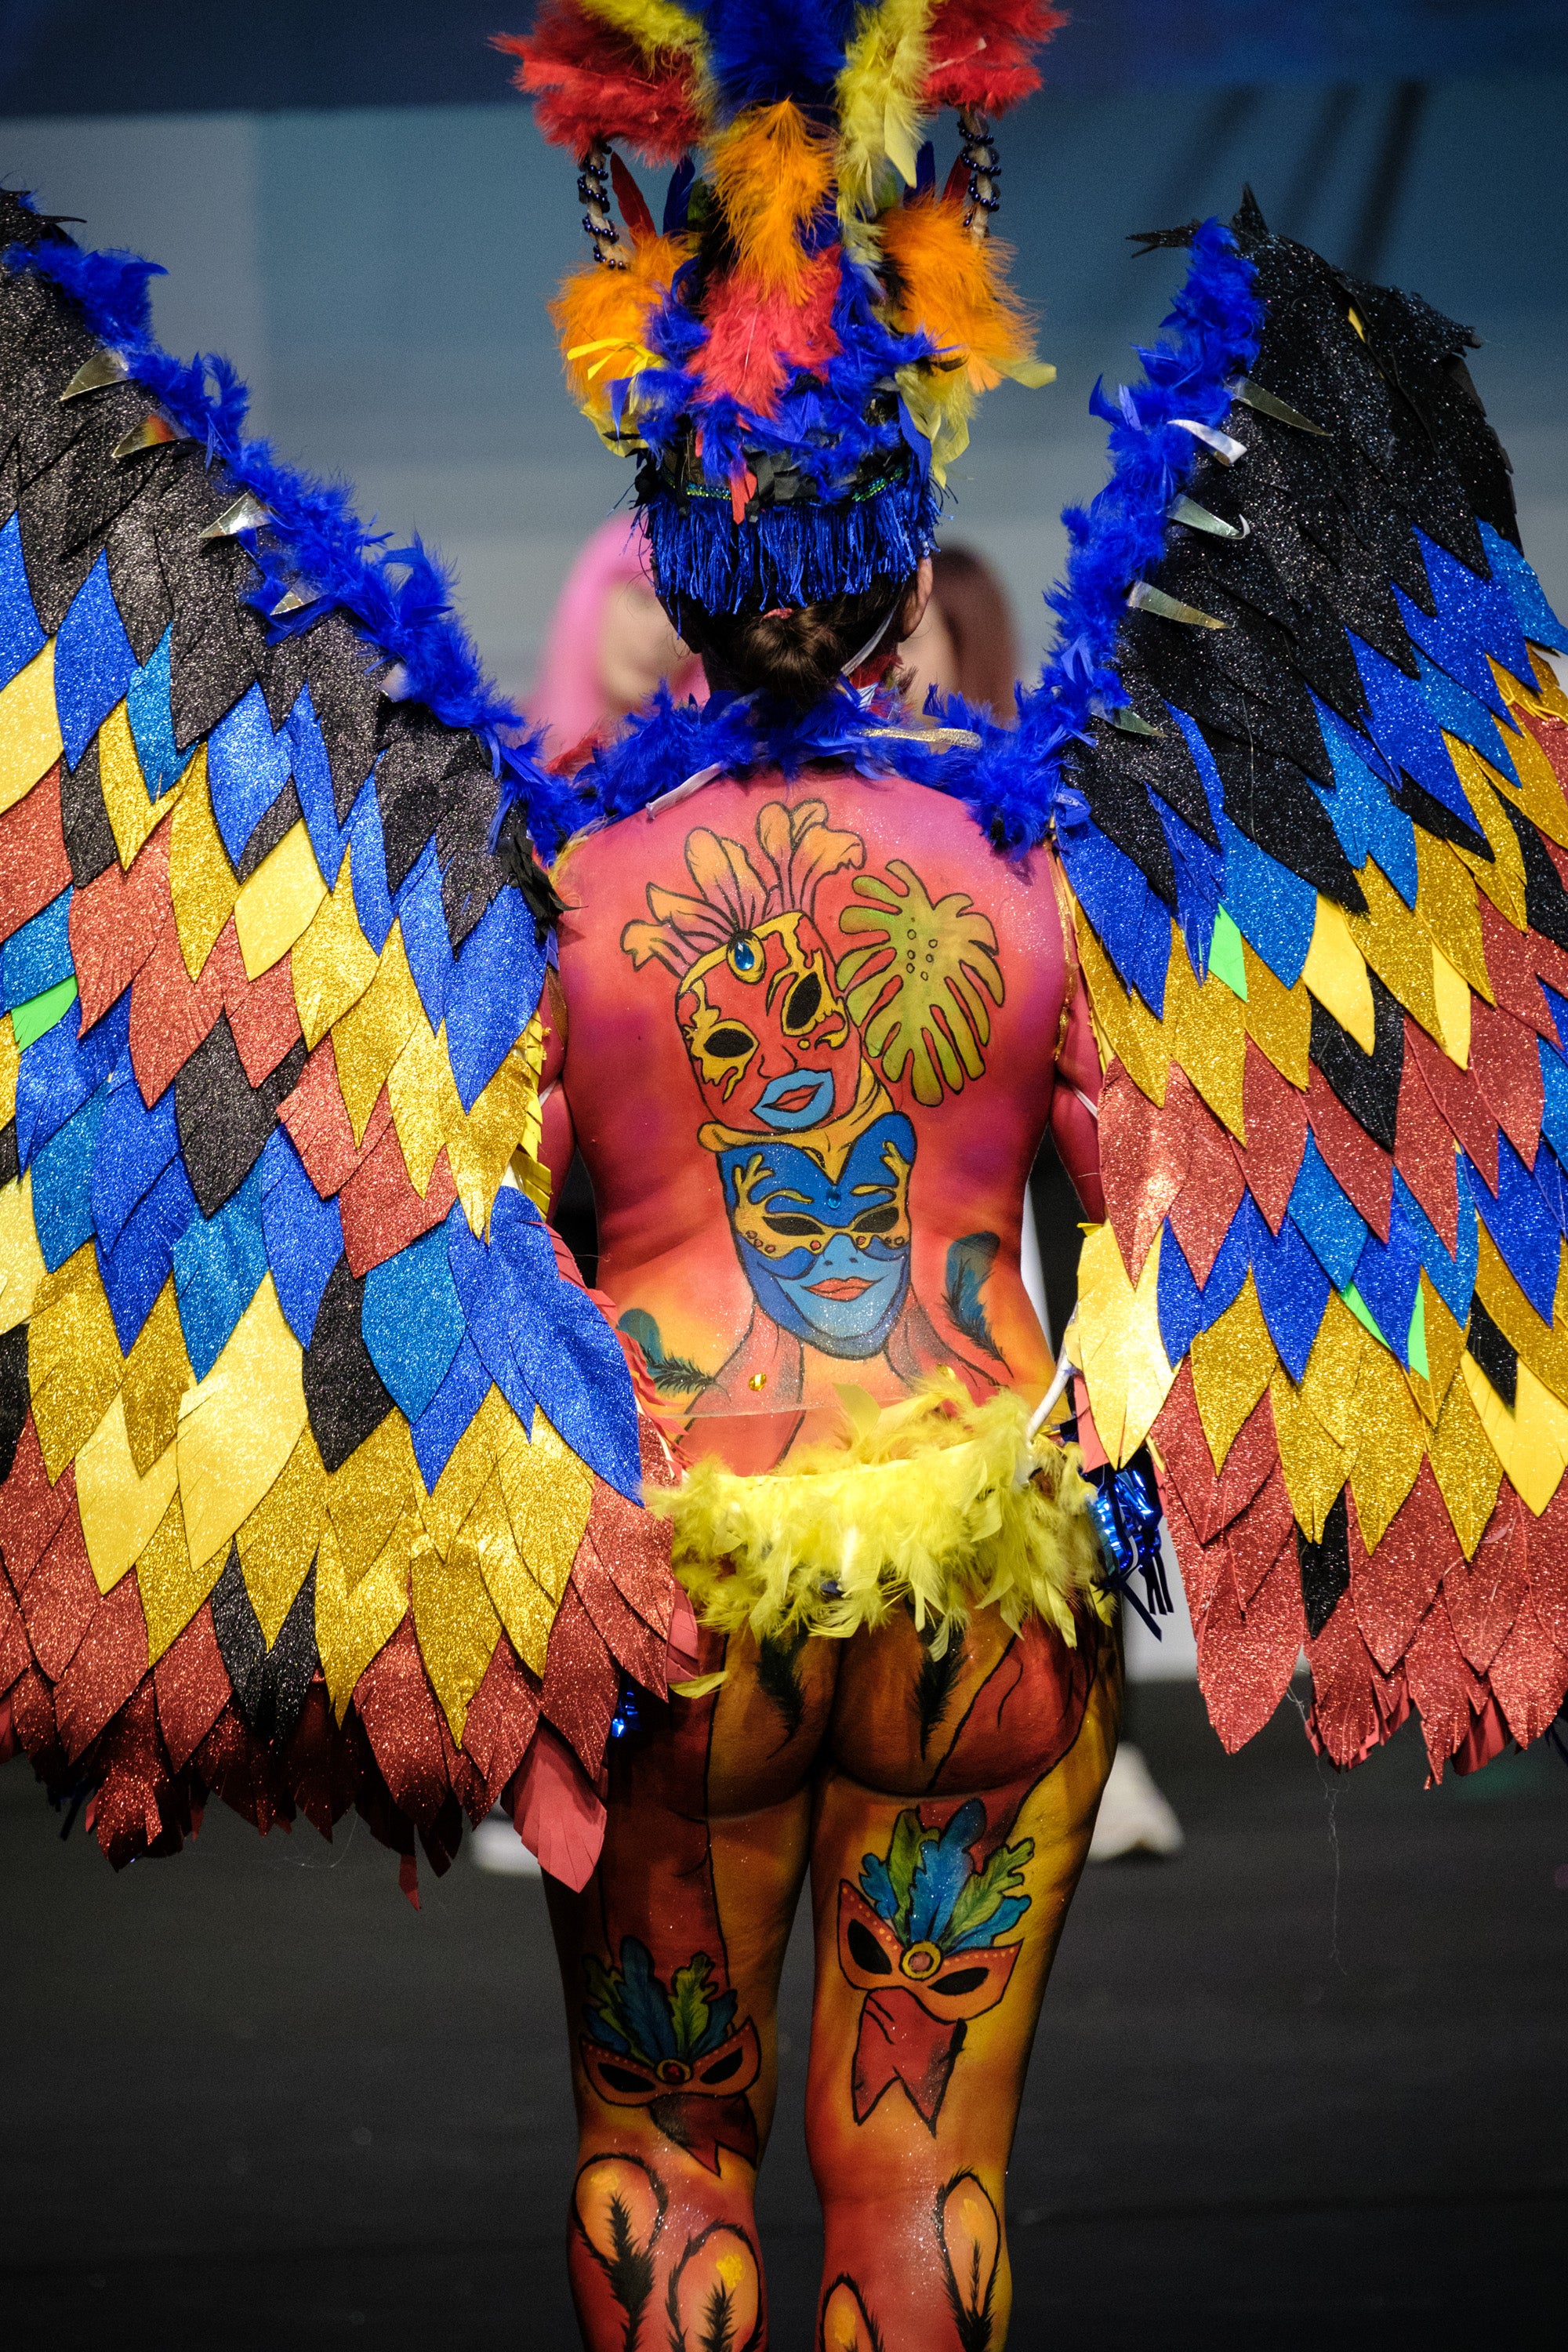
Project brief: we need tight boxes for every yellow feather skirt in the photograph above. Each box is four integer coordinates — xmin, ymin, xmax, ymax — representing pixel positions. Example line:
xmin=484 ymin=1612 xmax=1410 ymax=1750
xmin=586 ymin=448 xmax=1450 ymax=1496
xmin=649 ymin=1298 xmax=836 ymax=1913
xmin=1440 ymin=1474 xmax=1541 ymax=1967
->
xmin=653 ymin=1375 xmax=1111 ymax=1650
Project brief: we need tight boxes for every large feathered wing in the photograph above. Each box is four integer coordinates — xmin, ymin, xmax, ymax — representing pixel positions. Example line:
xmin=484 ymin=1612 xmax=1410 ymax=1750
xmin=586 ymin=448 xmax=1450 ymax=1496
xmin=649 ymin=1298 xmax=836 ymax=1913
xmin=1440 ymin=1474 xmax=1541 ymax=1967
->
xmin=0 ymin=194 xmax=678 ymax=1892
xmin=1044 ymin=196 xmax=1568 ymax=1778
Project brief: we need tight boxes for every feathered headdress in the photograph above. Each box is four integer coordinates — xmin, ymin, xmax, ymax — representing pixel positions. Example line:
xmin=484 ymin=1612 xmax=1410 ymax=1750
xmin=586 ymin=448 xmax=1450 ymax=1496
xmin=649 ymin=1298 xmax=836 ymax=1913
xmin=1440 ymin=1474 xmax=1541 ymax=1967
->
xmin=496 ymin=1 xmax=1060 ymax=612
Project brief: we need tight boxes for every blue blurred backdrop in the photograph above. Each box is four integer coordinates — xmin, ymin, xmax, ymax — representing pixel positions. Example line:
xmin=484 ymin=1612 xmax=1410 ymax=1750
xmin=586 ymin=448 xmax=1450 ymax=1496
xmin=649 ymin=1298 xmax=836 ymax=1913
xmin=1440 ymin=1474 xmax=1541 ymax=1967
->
xmin=3 ymin=3 xmax=1565 ymax=700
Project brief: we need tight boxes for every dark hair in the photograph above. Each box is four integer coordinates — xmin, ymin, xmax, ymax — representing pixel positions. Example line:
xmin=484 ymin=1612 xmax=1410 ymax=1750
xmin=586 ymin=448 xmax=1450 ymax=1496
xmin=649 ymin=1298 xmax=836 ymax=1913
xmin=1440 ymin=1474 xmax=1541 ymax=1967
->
xmin=669 ymin=576 xmax=914 ymax=709
xmin=930 ymin=546 xmax=1020 ymax=716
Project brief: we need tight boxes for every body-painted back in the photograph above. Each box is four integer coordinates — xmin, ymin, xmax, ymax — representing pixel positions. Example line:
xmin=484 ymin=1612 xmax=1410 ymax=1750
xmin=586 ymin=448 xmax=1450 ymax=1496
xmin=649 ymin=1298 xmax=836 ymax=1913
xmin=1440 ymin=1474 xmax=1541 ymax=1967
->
xmin=551 ymin=769 xmax=1077 ymax=1471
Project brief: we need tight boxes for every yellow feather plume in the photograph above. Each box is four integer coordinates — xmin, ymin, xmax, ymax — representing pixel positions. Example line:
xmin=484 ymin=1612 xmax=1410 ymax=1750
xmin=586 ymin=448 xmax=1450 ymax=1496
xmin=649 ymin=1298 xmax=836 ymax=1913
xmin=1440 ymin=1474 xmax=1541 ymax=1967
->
xmin=836 ymin=0 xmax=936 ymax=216
xmin=711 ymin=102 xmax=837 ymax=296
xmin=655 ymin=1375 xmax=1109 ymax=1650
xmin=551 ymin=234 xmax=691 ymax=447
xmin=579 ymin=0 xmax=708 ymax=67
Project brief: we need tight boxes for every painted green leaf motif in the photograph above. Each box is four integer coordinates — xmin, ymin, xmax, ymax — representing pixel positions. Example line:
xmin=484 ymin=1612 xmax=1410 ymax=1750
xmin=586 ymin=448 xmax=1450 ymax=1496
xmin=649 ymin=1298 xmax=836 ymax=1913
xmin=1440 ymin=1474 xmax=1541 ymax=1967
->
xmin=944 ymin=1835 xmax=1034 ymax=1950
xmin=886 ymin=1808 xmax=926 ymax=1938
xmin=583 ymin=1953 xmax=633 ymax=2051
xmin=669 ymin=1955 xmax=716 ymax=2060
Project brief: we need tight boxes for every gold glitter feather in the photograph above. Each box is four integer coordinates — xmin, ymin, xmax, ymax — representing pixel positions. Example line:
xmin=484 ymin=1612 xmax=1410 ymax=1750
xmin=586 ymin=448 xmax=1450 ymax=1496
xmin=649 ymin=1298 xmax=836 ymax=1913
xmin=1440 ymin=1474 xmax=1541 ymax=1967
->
xmin=236 ymin=1426 xmax=327 ymax=1645
xmin=329 ymin=920 xmax=424 ymax=1144
xmin=1189 ymin=1275 xmax=1277 ymax=1471
xmin=289 ymin=844 xmax=379 ymax=1051
xmin=28 ymin=1241 xmax=124 ymax=1482
xmin=411 ymin=1526 xmax=504 ymax=1740
xmin=314 ymin=1512 xmax=412 ymax=1719
xmin=169 ymin=750 xmax=236 ymax=980
xmin=121 ymin=1276 xmax=193 ymax=1477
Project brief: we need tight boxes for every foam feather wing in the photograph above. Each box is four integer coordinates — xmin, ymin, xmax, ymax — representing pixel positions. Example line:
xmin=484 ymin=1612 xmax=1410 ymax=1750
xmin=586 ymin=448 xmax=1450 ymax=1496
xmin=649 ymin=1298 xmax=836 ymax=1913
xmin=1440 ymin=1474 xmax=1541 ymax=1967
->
xmin=0 ymin=194 xmax=678 ymax=1893
xmin=1044 ymin=197 xmax=1568 ymax=1780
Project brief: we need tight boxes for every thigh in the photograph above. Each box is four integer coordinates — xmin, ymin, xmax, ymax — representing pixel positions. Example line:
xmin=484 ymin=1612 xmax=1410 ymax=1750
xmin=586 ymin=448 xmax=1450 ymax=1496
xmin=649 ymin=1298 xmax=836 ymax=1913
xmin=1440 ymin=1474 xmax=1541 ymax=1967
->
xmin=804 ymin=1606 xmax=1120 ymax=2347
xmin=544 ymin=1623 xmax=839 ymax=2345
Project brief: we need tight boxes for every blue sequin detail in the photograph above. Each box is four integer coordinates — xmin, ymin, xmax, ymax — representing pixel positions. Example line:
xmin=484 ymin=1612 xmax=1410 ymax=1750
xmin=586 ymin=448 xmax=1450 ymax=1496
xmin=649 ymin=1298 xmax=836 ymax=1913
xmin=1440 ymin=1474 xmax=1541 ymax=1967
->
xmin=125 ymin=625 xmax=184 ymax=800
xmin=208 ymin=683 xmax=292 ymax=865
xmin=1287 ymin=1134 xmax=1369 ymax=1292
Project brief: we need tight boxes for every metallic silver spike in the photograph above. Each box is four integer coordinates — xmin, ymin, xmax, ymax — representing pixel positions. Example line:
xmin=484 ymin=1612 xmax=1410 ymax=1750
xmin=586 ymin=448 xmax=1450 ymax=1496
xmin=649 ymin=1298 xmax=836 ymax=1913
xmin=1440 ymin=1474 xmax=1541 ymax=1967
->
xmin=1127 ymin=580 xmax=1226 ymax=630
xmin=1105 ymin=705 xmax=1164 ymax=737
xmin=871 ymin=723 xmax=984 ymax=753
xmin=1169 ymin=493 xmax=1250 ymax=540
xmin=199 ymin=492 xmax=273 ymax=542
xmin=60 ymin=347 xmax=129 ymax=401
xmin=112 ymin=414 xmax=187 ymax=461
xmin=1228 ymin=375 xmax=1327 ymax=434
xmin=268 ymin=585 xmax=318 ymax=617
xmin=1172 ymin=418 xmax=1247 ymax=465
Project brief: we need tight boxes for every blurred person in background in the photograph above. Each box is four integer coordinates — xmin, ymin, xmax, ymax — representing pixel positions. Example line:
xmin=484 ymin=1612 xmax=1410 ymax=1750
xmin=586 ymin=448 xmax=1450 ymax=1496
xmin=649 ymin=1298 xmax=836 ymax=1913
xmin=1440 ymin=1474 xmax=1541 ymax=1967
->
xmin=529 ymin=512 xmax=705 ymax=768
xmin=899 ymin=542 xmax=1022 ymax=717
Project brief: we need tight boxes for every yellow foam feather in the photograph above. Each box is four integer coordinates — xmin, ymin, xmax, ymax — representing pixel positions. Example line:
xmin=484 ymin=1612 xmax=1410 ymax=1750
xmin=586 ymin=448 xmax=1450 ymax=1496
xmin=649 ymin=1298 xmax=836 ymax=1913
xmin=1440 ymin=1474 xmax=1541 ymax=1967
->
xmin=97 ymin=700 xmax=163 ymax=871
xmin=74 ymin=1392 xmax=179 ymax=1595
xmin=1447 ymin=738 xmax=1530 ymax=929
xmin=411 ymin=1523 xmax=504 ymax=1742
xmin=0 ymin=1168 xmax=45 ymax=1337
xmin=1461 ymin=1353 xmax=1568 ymax=1518
xmin=1425 ymin=1367 xmax=1502 ymax=1557
xmin=1497 ymin=683 xmax=1568 ymax=850
xmin=120 ymin=1277 xmax=192 ymax=1477
xmin=836 ymin=0 xmax=935 ymax=210
xmin=136 ymin=1491 xmax=220 ymax=1666
xmin=314 ymin=1511 xmax=412 ymax=1721
xmin=234 ymin=818 xmax=327 ymax=979
xmin=1346 ymin=1342 xmax=1426 ymax=1551
xmin=1300 ymin=895 xmax=1375 ymax=1052
xmin=329 ymin=920 xmax=426 ymax=1145
xmin=1240 ymin=939 xmax=1312 ymax=1087
xmin=235 ymin=1426 xmax=327 ymax=1646
xmin=494 ymin=1406 xmax=595 ymax=1605
xmin=1189 ymin=1275 xmax=1277 ymax=1472
xmin=1166 ymin=933 xmax=1247 ymax=1138
xmin=1472 ymin=1226 xmax=1568 ymax=1410
xmin=28 ymin=1241 xmax=124 ymax=1483
xmin=176 ymin=1276 xmax=307 ymax=1576
xmin=0 ymin=1014 xmax=17 ymax=1130
xmin=660 ymin=1374 xmax=1108 ymax=1650
xmin=1429 ymin=943 xmax=1472 ymax=1066
xmin=169 ymin=750 xmax=238 ymax=981
xmin=324 ymin=1410 xmax=420 ymax=1591
xmin=1413 ymin=828 xmax=1492 ymax=1002
xmin=712 ymin=102 xmax=836 ymax=296
xmin=1345 ymin=858 xmax=1440 ymax=1043
xmin=1074 ymin=905 xmax=1169 ymax=1103
xmin=0 ymin=639 xmax=61 ymax=814
xmin=1076 ymin=1221 xmax=1176 ymax=1466
xmin=290 ymin=844 xmax=379 ymax=1051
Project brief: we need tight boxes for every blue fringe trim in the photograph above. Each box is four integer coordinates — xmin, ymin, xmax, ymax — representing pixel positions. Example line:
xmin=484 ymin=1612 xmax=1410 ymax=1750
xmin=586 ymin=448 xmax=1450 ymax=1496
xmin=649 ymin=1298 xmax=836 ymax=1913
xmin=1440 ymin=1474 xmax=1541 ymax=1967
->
xmin=644 ymin=467 xmax=940 ymax=612
xmin=514 ymin=220 xmax=1263 ymax=862
xmin=2 ymin=211 xmax=561 ymax=812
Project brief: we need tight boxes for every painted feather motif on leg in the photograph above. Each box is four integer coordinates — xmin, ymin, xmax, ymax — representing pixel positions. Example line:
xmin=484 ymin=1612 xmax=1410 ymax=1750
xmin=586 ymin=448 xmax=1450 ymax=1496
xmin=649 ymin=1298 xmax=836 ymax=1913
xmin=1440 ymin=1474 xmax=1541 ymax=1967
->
xmin=0 ymin=193 xmax=676 ymax=1891
xmin=1046 ymin=194 xmax=1568 ymax=1780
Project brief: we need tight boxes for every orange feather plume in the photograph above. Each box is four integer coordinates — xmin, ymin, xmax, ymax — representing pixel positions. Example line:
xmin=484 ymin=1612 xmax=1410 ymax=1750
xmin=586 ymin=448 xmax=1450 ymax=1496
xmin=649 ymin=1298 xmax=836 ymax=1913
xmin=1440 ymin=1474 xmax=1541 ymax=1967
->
xmin=880 ymin=190 xmax=1046 ymax=390
xmin=711 ymin=101 xmax=837 ymax=299
xmin=550 ymin=234 xmax=693 ymax=441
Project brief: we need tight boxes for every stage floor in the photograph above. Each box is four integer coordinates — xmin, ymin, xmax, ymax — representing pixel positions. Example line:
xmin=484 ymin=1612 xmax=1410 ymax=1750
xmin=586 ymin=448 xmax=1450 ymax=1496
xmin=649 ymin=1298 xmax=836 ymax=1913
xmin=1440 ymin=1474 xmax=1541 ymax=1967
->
xmin=3 ymin=1679 xmax=1563 ymax=2350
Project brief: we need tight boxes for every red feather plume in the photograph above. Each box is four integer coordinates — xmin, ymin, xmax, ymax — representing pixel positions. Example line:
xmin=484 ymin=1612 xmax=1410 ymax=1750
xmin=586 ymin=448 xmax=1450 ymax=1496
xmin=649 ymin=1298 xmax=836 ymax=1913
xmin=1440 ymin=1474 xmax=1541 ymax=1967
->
xmin=495 ymin=5 xmax=702 ymax=166
xmin=921 ymin=0 xmax=1065 ymax=114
